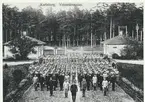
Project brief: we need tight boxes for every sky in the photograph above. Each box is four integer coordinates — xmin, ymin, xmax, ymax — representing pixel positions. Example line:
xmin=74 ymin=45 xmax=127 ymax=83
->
xmin=4 ymin=2 xmax=143 ymax=15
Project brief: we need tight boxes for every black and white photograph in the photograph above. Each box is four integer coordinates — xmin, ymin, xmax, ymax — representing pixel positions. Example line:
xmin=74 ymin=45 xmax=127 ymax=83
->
xmin=2 ymin=2 xmax=143 ymax=102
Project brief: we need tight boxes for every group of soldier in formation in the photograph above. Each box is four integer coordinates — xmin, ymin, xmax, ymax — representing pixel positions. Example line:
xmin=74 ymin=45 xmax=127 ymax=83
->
xmin=31 ymin=53 xmax=119 ymax=102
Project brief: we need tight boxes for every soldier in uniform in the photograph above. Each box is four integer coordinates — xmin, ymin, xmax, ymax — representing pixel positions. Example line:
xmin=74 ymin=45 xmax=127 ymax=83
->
xmin=85 ymin=73 xmax=91 ymax=91
xmin=63 ymin=80 xmax=69 ymax=98
xmin=100 ymin=73 xmax=103 ymax=91
xmin=102 ymin=78 xmax=109 ymax=96
xmin=59 ymin=73 xmax=65 ymax=91
xmin=70 ymin=81 xmax=78 ymax=102
xmin=39 ymin=74 xmax=45 ymax=91
xmin=32 ymin=75 xmax=38 ymax=91
xmin=49 ymin=77 xmax=54 ymax=96
xmin=92 ymin=74 xmax=97 ymax=90
xmin=46 ymin=74 xmax=51 ymax=91
xmin=81 ymin=78 xmax=87 ymax=97
xmin=111 ymin=73 xmax=116 ymax=91
xmin=52 ymin=74 xmax=57 ymax=90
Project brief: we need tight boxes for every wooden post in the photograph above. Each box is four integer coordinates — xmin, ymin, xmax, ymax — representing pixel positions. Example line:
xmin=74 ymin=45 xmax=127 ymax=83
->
xmin=6 ymin=29 xmax=7 ymax=42
xmin=104 ymin=32 xmax=107 ymax=41
xmin=77 ymin=39 xmax=78 ymax=46
xmin=90 ymin=12 xmax=93 ymax=48
xmin=132 ymin=30 xmax=134 ymax=38
xmin=136 ymin=24 xmax=139 ymax=41
xmin=110 ymin=17 xmax=112 ymax=39
xmin=67 ymin=38 xmax=69 ymax=47
xmin=64 ymin=34 xmax=66 ymax=47
xmin=140 ymin=30 xmax=142 ymax=41
xmin=91 ymin=31 xmax=92 ymax=48
xmin=10 ymin=30 xmax=12 ymax=40
xmin=65 ymin=46 xmax=66 ymax=55
xmin=73 ymin=27 xmax=76 ymax=46
xmin=113 ymin=22 xmax=115 ymax=37
xmin=126 ymin=26 xmax=128 ymax=36
xmin=118 ymin=26 xmax=120 ymax=35
xmin=100 ymin=35 xmax=102 ymax=46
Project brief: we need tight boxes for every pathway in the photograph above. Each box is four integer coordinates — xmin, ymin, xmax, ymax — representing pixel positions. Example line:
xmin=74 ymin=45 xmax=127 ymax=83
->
xmin=19 ymin=83 xmax=135 ymax=102
xmin=3 ymin=60 xmax=34 ymax=66
xmin=115 ymin=59 xmax=144 ymax=65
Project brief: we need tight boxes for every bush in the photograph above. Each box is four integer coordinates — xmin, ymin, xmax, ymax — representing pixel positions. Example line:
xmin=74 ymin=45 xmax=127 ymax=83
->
xmin=8 ymin=36 xmax=38 ymax=60
xmin=103 ymin=55 xmax=108 ymax=59
xmin=12 ymin=69 xmax=23 ymax=84
xmin=112 ymin=53 xmax=120 ymax=59
xmin=120 ymin=42 xmax=143 ymax=60
xmin=3 ymin=79 xmax=9 ymax=98
xmin=3 ymin=57 xmax=15 ymax=61
xmin=136 ymin=43 xmax=143 ymax=59
xmin=100 ymin=53 xmax=103 ymax=57
xmin=39 ymin=57 xmax=43 ymax=64
xmin=14 ymin=53 xmax=21 ymax=60
xmin=3 ymin=64 xmax=8 ymax=69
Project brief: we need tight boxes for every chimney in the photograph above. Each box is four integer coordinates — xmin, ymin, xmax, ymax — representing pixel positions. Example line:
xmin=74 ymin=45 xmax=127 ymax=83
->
xmin=22 ymin=31 xmax=27 ymax=36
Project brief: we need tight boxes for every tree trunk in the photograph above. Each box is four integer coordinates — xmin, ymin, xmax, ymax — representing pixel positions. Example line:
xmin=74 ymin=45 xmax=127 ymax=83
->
xmin=112 ymin=21 xmax=115 ymax=38
xmin=110 ymin=17 xmax=112 ymax=39
xmin=73 ymin=27 xmax=76 ymax=46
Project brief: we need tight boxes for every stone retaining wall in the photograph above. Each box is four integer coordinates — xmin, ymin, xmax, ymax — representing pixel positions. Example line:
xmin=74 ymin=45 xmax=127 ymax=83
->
xmin=4 ymin=74 xmax=33 ymax=102
xmin=117 ymin=77 xmax=143 ymax=102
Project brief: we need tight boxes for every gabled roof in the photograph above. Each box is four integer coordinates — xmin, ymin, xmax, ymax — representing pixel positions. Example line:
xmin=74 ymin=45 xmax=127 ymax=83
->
xmin=4 ymin=36 xmax=46 ymax=46
xmin=25 ymin=36 xmax=46 ymax=45
xmin=102 ymin=35 xmax=137 ymax=45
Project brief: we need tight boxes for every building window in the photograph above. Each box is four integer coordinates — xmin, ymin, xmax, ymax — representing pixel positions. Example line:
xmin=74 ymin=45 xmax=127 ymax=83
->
xmin=113 ymin=47 xmax=117 ymax=48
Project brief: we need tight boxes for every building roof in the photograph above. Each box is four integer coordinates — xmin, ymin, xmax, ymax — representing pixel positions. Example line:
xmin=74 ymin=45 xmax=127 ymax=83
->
xmin=4 ymin=36 xmax=46 ymax=46
xmin=102 ymin=35 xmax=137 ymax=45
xmin=26 ymin=36 xmax=46 ymax=45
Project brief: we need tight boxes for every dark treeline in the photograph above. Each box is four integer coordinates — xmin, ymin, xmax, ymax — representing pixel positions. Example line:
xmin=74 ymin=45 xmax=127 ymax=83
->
xmin=3 ymin=3 xmax=143 ymax=46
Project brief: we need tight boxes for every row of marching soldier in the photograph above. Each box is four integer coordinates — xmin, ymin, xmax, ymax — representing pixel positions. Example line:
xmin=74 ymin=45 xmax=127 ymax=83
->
xmin=32 ymin=71 xmax=70 ymax=96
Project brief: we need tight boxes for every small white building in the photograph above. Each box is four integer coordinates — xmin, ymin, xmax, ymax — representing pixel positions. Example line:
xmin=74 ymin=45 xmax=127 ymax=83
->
xmin=43 ymin=46 xmax=55 ymax=55
xmin=102 ymin=34 xmax=136 ymax=57
xmin=3 ymin=36 xmax=46 ymax=59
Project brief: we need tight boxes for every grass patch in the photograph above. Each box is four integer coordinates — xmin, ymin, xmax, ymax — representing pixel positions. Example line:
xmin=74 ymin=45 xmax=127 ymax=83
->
xmin=116 ymin=63 xmax=143 ymax=90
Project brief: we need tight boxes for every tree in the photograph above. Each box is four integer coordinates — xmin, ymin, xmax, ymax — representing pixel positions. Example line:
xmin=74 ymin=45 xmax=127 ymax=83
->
xmin=12 ymin=69 xmax=23 ymax=84
xmin=121 ymin=41 xmax=142 ymax=59
xmin=3 ymin=3 xmax=143 ymax=47
xmin=8 ymin=36 xmax=38 ymax=60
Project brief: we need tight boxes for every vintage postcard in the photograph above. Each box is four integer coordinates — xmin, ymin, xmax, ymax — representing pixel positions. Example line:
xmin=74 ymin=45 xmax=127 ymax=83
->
xmin=2 ymin=1 xmax=143 ymax=102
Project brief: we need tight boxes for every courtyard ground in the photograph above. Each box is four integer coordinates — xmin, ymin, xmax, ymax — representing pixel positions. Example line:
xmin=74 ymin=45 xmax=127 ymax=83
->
xmin=19 ymin=83 xmax=134 ymax=102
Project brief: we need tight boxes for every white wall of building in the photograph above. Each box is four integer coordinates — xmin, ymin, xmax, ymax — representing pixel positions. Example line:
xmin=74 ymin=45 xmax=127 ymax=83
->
xmin=104 ymin=44 xmax=126 ymax=56
xmin=4 ymin=46 xmax=14 ymax=59
xmin=28 ymin=45 xmax=44 ymax=59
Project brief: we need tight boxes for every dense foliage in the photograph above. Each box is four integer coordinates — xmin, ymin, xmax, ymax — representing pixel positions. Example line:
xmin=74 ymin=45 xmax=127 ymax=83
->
xmin=8 ymin=36 xmax=38 ymax=60
xmin=112 ymin=41 xmax=143 ymax=59
xmin=121 ymin=42 xmax=143 ymax=59
xmin=3 ymin=64 xmax=30 ymax=100
xmin=12 ymin=69 xmax=23 ymax=84
xmin=3 ymin=3 xmax=143 ymax=46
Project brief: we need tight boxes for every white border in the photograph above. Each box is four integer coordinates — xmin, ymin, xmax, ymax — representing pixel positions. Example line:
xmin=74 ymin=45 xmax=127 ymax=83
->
xmin=0 ymin=0 xmax=144 ymax=102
